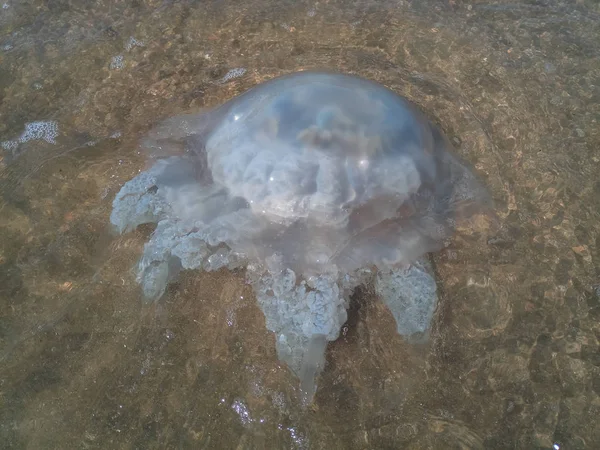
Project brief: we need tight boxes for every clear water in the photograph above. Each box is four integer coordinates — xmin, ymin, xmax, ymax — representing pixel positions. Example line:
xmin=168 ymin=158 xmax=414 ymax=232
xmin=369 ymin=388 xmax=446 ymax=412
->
xmin=1 ymin=0 xmax=599 ymax=448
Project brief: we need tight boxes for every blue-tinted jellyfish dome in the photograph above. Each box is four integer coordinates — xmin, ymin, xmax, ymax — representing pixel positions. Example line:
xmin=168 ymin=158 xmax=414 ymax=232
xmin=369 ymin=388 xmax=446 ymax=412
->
xmin=110 ymin=71 xmax=492 ymax=403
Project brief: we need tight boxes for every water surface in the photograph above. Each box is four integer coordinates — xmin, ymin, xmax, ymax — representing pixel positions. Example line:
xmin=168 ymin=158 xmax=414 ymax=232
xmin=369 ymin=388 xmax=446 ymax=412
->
xmin=1 ymin=0 xmax=599 ymax=448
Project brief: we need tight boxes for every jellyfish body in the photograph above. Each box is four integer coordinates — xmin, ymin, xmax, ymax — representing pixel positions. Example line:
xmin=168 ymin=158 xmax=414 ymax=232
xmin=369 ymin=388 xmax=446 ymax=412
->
xmin=110 ymin=71 xmax=491 ymax=402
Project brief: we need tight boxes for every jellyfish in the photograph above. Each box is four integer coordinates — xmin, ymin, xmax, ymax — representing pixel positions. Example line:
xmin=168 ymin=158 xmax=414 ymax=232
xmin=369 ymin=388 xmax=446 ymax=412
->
xmin=110 ymin=71 xmax=492 ymax=403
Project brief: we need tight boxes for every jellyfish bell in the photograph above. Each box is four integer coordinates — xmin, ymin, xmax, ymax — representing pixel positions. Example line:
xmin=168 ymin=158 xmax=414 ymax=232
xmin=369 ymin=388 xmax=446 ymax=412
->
xmin=110 ymin=70 xmax=494 ymax=404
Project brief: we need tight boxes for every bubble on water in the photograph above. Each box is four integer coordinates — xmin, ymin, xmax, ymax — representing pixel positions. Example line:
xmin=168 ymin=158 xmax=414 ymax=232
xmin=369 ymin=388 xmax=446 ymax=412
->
xmin=125 ymin=36 xmax=145 ymax=51
xmin=287 ymin=426 xmax=308 ymax=449
xmin=125 ymin=36 xmax=146 ymax=52
xmin=272 ymin=391 xmax=286 ymax=412
xmin=218 ymin=68 xmax=247 ymax=84
xmin=110 ymin=55 xmax=124 ymax=70
xmin=140 ymin=355 xmax=151 ymax=375
xmin=226 ymin=308 xmax=236 ymax=327
xmin=100 ymin=186 xmax=111 ymax=200
xmin=1 ymin=140 xmax=18 ymax=151
xmin=231 ymin=399 xmax=253 ymax=426
xmin=19 ymin=121 xmax=59 ymax=144
xmin=250 ymin=378 xmax=265 ymax=397
xmin=2 ymin=120 xmax=59 ymax=153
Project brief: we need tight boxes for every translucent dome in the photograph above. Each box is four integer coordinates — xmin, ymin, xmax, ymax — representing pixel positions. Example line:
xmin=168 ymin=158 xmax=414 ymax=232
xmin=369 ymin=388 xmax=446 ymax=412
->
xmin=133 ymin=71 xmax=490 ymax=278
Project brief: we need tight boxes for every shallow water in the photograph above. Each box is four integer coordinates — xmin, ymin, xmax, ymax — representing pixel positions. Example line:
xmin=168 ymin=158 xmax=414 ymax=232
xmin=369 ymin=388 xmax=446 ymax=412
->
xmin=1 ymin=0 xmax=599 ymax=448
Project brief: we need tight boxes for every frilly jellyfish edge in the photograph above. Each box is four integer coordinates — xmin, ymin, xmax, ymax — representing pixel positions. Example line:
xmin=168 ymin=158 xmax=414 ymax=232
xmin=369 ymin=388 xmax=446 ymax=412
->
xmin=109 ymin=71 xmax=492 ymax=404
